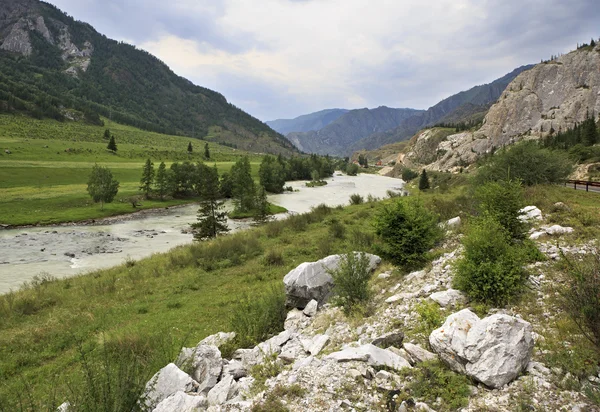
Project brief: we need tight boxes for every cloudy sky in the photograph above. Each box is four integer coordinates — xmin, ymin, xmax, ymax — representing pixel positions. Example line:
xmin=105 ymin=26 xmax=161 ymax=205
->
xmin=47 ymin=0 xmax=600 ymax=121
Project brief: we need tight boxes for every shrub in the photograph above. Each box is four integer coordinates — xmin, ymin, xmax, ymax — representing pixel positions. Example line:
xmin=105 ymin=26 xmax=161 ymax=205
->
xmin=415 ymin=300 xmax=444 ymax=336
xmin=373 ymin=197 xmax=443 ymax=270
xmin=401 ymin=168 xmax=419 ymax=182
xmin=345 ymin=163 xmax=359 ymax=176
xmin=328 ymin=219 xmax=346 ymax=239
xmin=476 ymin=140 xmax=574 ymax=186
xmin=350 ymin=227 xmax=375 ymax=250
xmin=475 ymin=179 xmax=526 ymax=240
xmin=349 ymin=194 xmax=364 ymax=205
xmin=328 ymin=252 xmax=373 ymax=314
xmin=560 ymin=250 xmax=600 ymax=349
xmin=263 ymin=249 xmax=284 ymax=266
xmin=453 ymin=215 xmax=528 ymax=306
xmin=228 ymin=287 xmax=287 ymax=350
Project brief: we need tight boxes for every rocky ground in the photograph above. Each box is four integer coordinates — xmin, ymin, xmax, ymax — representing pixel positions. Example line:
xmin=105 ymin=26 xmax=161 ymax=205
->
xmin=63 ymin=206 xmax=600 ymax=412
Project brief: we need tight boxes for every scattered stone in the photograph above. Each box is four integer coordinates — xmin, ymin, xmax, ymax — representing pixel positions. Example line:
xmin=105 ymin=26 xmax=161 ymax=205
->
xmin=4 ymin=149 xmax=11 ymax=154
xmin=175 ymin=345 xmax=222 ymax=394
xmin=403 ymin=343 xmax=437 ymax=364
xmin=153 ymin=391 xmax=207 ymax=412
xmin=221 ymin=360 xmax=246 ymax=379
xmin=371 ymin=332 xmax=404 ymax=349
xmin=279 ymin=338 xmax=305 ymax=363
xmin=327 ymin=344 xmax=412 ymax=371
xmin=141 ymin=363 xmax=199 ymax=410
xmin=544 ymin=225 xmax=574 ymax=235
xmin=207 ymin=374 xmax=235 ymax=406
xmin=303 ymin=299 xmax=319 ymax=317
xmin=429 ymin=288 xmax=467 ymax=308
xmin=429 ymin=309 xmax=534 ymax=388
xmin=378 ymin=271 xmax=392 ymax=280
xmin=284 ymin=308 xmax=310 ymax=332
xmin=199 ymin=332 xmax=236 ymax=348
xmin=57 ymin=402 xmax=70 ymax=412
xmin=527 ymin=361 xmax=552 ymax=379
xmin=519 ymin=206 xmax=543 ymax=222
xmin=283 ymin=253 xmax=381 ymax=308
xmin=308 ymin=334 xmax=330 ymax=356
xmin=446 ymin=216 xmax=462 ymax=227
xmin=405 ymin=270 xmax=427 ymax=282
xmin=529 ymin=231 xmax=546 ymax=240
xmin=553 ymin=202 xmax=569 ymax=211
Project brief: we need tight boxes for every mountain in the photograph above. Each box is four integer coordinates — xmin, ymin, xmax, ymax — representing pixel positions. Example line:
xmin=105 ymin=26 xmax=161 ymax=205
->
xmin=266 ymin=108 xmax=349 ymax=135
xmin=392 ymin=44 xmax=600 ymax=172
xmin=287 ymin=106 xmax=424 ymax=156
xmin=0 ymin=0 xmax=296 ymax=154
xmin=348 ymin=65 xmax=534 ymax=154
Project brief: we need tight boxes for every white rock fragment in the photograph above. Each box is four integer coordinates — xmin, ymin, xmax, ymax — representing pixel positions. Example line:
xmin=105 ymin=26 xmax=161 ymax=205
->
xmin=326 ymin=344 xmax=412 ymax=371
xmin=303 ymin=299 xmax=319 ymax=317
xmin=153 ymin=391 xmax=207 ymax=412
xmin=429 ymin=288 xmax=467 ymax=308
xmin=519 ymin=206 xmax=543 ymax=222
xmin=403 ymin=343 xmax=437 ymax=364
xmin=446 ymin=216 xmax=462 ymax=228
xmin=142 ymin=363 xmax=199 ymax=410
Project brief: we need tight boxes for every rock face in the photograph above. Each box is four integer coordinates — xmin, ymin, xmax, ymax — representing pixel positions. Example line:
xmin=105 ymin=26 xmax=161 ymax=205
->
xmin=429 ymin=309 xmax=534 ymax=388
xmin=141 ymin=363 xmax=199 ymax=410
xmin=283 ymin=253 xmax=381 ymax=308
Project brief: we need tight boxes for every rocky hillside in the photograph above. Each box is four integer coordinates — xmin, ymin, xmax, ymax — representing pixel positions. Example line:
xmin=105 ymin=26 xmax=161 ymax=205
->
xmin=287 ymin=106 xmax=423 ymax=156
xmin=120 ymin=207 xmax=600 ymax=412
xmin=0 ymin=0 xmax=296 ymax=154
xmin=396 ymin=45 xmax=600 ymax=172
xmin=266 ymin=109 xmax=349 ymax=135
xmin=349 ymin=65 xmax=534 ymax=155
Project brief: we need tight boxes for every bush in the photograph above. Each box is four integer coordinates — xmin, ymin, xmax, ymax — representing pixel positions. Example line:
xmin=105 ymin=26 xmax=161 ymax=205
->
xmin=328 ymin=219 xmax=346 ymax=239
xmin=263 ymin=249 xmax=284 ymax=266
xmin=349 ymin=194 xmax=364 ymax=205
xmin=228 ymin=287 xmax=287 ymax=350
xmin=328 ymin=252 xmax=373 ymax=314
xmin=415 ymin=300 xmax=444 ymax=336
xmin=345 ymin=163 xmax=359 ymax=176
xmin=476 ymin=140 xmax=574 ymax=186
xmin=475 ymin=179 xmax=526 ymax=240
xmin=401 ymin=168 xmax=419 ymax=182
xmin=373 ymin=197 xmax=443 ymax=270
xmin=453 ymin=215 xmax=528 ymax=306
xmin=560 ymin=250 xmax=600 ymax=349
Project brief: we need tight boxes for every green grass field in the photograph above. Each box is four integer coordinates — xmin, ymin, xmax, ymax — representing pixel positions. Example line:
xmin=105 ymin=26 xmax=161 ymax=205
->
xmin=0 ymin=115 xmax=263 ymax=225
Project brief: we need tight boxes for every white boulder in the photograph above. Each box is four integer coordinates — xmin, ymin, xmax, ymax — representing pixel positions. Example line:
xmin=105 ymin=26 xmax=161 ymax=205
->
xmin=544 ymin=225 xmax=574 ymax=235
xmin=327 ymin=344 xmax=412 ymax=371
xmin=403 ymin=343 xmax=437 ymax=364
xmin=519 ymin=206 xmax=543 ymax=222
xmin=152 ymin=391 xmax=207 ymax=412
xmin=429 ymin=289 xmax=467 ymax=308
xmin=198 ymin=332 xmax=236 ymax=348
xmin=429 ymin=309 xmax=534 ymax=388
xmin=142 ymin=363 xmax=199 ymax=410
xmin=302 ymin=299 xmax=319 ymax=317
xmin=283 ymin=253 xmax=381 ymax=308
xmin=207 ymin=374 xmax=236 ymax=406
xmin=175 ymin=345 xmax=222 ymax=394
xmin=446 ymin=216 xmax=462 ymax=228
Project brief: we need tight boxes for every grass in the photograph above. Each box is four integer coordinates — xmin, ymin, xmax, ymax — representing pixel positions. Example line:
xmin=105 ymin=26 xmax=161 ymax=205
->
xmin=228 ymin=203 xmax=288 ymax=219
xmin=0 ymin=200 xmax=383 ymax=410
xmin=0 ymin=115 xmax=265 ymax=226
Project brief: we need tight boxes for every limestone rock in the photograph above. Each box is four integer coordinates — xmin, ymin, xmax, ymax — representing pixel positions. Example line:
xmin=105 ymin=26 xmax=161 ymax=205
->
xmin=446 ymin=216 xmax=462 ymax=228
xmin=279 ymin=337 xmax=306 ymax=363
xmin=283 ymin=253 xmax=381 ymax=308
xmin=326 ymin=344 xmax=412 ymax=371
xmin=152 ymin=391 xmax=207 ymax=412
xmin=403 ymin=343 xmax=437 ymax=364
xmin=142 ymin=363 xmax=199 ymax=410
xmin=308 ymin=334 xmax=330 ymax=356
xmin=176 ymin=345 xmax=222 ymax=395
xmin=284 ymin=308 xmax=310 ymax=332
xmin=371 ymin=332 xmax=404 ymax=349
xmin=207 ymin=374 xmax=235 ymax=406
xmin=303 ymin=299 xmax=319 ymax=317
xmin=429 ymin=309 xmax=534 ymax=388
xmin=56 ymin=402 xmax=70 ymax=412
xmin=199 ymin=332 xmax=236 ymax=348
xmin=544 ymin=225 xmax=574 ymax=235
xmin=429 ymin=289 xmax=467 ymax=308
xmin=222 ymin=359 xmax=247 ymax=379
xmin=519 ymin=206 xmax=543 ymax=222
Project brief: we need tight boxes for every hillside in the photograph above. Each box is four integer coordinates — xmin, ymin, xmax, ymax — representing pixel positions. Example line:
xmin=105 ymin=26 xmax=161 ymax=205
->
xmin=0 ymin=0 xmax=296 ymax=155
xmin=266 ymin=109 xmax=349 ymax=135
xmin=287 ymin=106 xmax=423 ymax=156
xmin=347 ymin=65 xmax=534 ymax=155
xmin=396 ymin=44 xmax=600 ymax=172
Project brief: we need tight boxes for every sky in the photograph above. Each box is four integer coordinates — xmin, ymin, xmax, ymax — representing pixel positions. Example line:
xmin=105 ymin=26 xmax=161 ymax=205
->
xmin=47 ymin=0 xmax=600 ymax=122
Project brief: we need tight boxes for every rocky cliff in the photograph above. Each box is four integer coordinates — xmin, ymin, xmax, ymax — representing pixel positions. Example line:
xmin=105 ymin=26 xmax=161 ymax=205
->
xmin=397 ymin=45 xmax=600 ymax=172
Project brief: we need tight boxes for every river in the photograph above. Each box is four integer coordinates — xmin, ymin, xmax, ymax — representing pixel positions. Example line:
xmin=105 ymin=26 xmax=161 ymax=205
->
xmin=0 ymin=173 xmax=403 ymax=293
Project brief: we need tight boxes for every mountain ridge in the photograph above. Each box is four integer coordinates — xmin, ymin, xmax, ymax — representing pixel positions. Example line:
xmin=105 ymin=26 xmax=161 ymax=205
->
xmin=0 ymin=0 xmax=296 ymax=154
xmin=266 ymin=108 xmax=349 ymax=135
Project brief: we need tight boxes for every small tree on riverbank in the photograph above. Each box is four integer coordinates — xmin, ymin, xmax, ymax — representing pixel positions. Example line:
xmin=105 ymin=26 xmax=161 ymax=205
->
xmin=154 ymin=162 xmax=170 ymax=200
xmin=140 ymin=159 xmax=155 ymax=199
xmin=192 ymin=165 xmax=229 ymax=239
xmin=87 ymin=165 xmax=119 ymax=210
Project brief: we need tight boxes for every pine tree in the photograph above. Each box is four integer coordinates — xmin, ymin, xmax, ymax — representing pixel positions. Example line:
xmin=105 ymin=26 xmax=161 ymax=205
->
xmin=107 ymin=135 xmax=117 ymax=152
xmin=253 ymin=185 xmax=270 ymax=224
xmin=583 ymin=113 xmax=599 ymax=146
xmin=192 ymin=165 xmax=229 ymax=240
xmin=140 ymin=159 xmax=155 ymax=198
xmin=591 ymin=38 xmax=596 ymax=47
xmin=204 ymin=143 xmax=210 ymax=159
xmin=103 ymin=129 xmax=111 ymax=140
xmin=418 ymin=169 xmax=430 ymax=191
xmin=187 ymin=142 xmax=193 ymax=153
xmin=230 ymin=156 xmax=255 ymax=212
xmin=154 ymin=162 xmax=170 ymax=200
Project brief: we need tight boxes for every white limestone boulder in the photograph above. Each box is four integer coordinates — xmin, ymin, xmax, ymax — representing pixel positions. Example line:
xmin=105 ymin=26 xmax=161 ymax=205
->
xmin=326 ymin=344 xmax=412 ymax=371
xmin=175 ymin=345 xmax=223 ymax=395
xmin=429 ymin=309 xmax=534 ymax=388
xmin=283 ymin=253 xmax=381 ymax=308
xmin=152 ymin=391 xmax=207 ymax=412
xmin=519 ymin=206 xmax=543 ymax=222
xmin=141 ymin=363 xmax=199 ymax=410
xmin=544 ymin=225 xmax=574 ymax=235
xmin=403 ymin=343 xmax=437 ymax=364
xmin=429 ymin=289 xmax=467 ymax=308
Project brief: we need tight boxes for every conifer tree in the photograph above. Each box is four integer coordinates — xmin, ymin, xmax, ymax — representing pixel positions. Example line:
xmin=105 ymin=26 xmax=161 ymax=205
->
xmin=418 ymin=169 xmax=430 ymax=191
xmin=583 ymin=113 xmax=599 ymax=146
xmin=107 ymin=135 xmax=117 ymax=152
xmin=187 ymin=142 xmax=193 ymax=153
xmin=253 ymin=185 xmax=270 ymax=224
xmin=103 ymin=129 xmax=111 ymax=139
xmin=192 ymin=165 xmax=229 ymax=239
xmin=155 ymin=162 xmax=170 ymax=200
xmin=231 ymin=156 xmax=255 ymax=212
xmin=140 ymin=159 xmax=155 ymax=198
xmin=204 ymin=143 xmax=210 ymax=159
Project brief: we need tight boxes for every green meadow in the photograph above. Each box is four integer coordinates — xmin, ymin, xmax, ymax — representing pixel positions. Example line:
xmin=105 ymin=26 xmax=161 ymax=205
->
xmin=0 ymin=115 xmax=262 ymax=225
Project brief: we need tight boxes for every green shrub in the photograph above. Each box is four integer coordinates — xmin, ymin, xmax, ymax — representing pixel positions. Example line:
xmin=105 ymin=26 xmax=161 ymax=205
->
xmin=401 ymin=168 xmax=419 ymax=182
xmin=328 ymin=219 xmax=346 ymax=239
xmin=415 ymin=300 xmax=444 ymax=336
xmin=475 ymin=179 xmax=526 ymax=240
xmin=263 ymin=249 xmax=284 ymax=266
xmin=476 ymin=140 xmax=574 ymax=186
xmin=228 ymin=287 xmax=287 ymax=350
xmin=453 ymin=216 xmax=528 ymax=306
xmin=349 ymin=227 xmax=375 ymax=250
xmin=373 ymin=197 xmax=443 ymax=270
xmin=560 ymin=250 xmax=600 ymax=349
xmin=349 ymin=194 xmax=364 ymax=205
xmin=328 ymin=252 xmax=373 ymax=314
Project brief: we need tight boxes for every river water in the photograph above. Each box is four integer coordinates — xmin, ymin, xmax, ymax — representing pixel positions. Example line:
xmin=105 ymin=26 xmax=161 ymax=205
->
xmin=0 ymin=173 xmax=403 ymax=293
